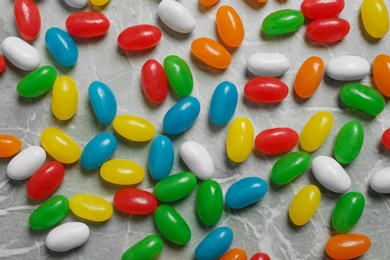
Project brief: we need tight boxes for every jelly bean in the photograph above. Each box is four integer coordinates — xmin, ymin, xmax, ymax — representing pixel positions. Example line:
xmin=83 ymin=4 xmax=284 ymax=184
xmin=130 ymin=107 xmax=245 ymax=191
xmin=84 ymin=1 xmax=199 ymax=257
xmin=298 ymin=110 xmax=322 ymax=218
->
xmin=90 ymin=0 xmax=109 ymax=7
xmin=325 ymin=234 xmax=371 ymax=259
xmin=0 ymin=55 xmax=5 ymax=73
xmin=158 ymin=0 xmax=196 ymax=33
xmin=200 ymin=0 xmax=219 ymax=6
xmin=64 ymin=0 xmax=88 ymax=8
xmin=262 ymin=9 xmax=305 ymax=35
xmin=226 ymin=117 xmax=254 ymax=163
xmin=220 ymin=248 xmax=247 ymax=260
xmin=17 ymin=65 xmax=57 ymax=98
xmin=246 ymin=53 xmax=290 ymax=77
xmin=191 ymin=37 xmax=232 ymax=69
xmin=7 ymin=146 xmax=46 ymax=180
xmin=340 ymin=83 xmax=385 ymax=116
xmin=250 ymin=252 xmax=271 ymax=260
xmin=89 ymin=81 xmax=117 ymax=124
xmin=254 ymin=127 xmax=299 ymax=155
xmin=216 ymin=6 xmax=245 ymax=47
xmin=256 ymin=0 xmax=267 ymax=2
xmin=70 ymin=194 xmax=113 ymax=222
xmin=301 ymin=0 xmax=345 ymax=20
xmin=100 ymin=159 xmax=144 ymax=185
xmin=325 ymin=55 xmax=370 ymax=81
xmin=45 ymin=222 xmax=90 ymax=252
xmin=2 ymin=36 xmax=40 ymax=71
xmin=195 ymin=226 xmax=233 ymax=260
xmin=154 ymin=205 xmax=191 ymax=245
xmin=14 ymin=0 xmax=41 ymax=41
xmin=80 ymin=132 xmax=117 ymax=170
xmin=180 ymin=141 xmax=214 ymax=180
xmin=289 ymin=185 xmax=321 ymax=226
xmin=209 ymin=81 xmax=238 ymax=125
xmin=271 ymin=151 xmax=311 ymax=185
xmin=114 ymin=188 xmax=158 ymax=215
xmin=118 ymin=25 xmax=162 ymax=51
xmin=361 ymin=0 xmax=389 ymax=38
xmin=0 ymin=134 xmax=22 ymax=158
xmin=26 ymin=161 xmax=65 ymax=200
xmin=373 ymin=54 xmax=390 ymax=97
xmin=51 ymin=76 xmax=78 ymax=120
xmin=226 ymin=177 xmax=268 ymax=209
xmin=334 ymin=121 xmax=364 ymax=164
xmin=332 ymin=191 xmax=365 ymax=233
xmin=306 ymin=18 xmax=350 ymax=42
xmin=122 ymin=235 xmax=163 ymax=260
xmin=164 ymin=55 xmax=193 ymax=97
xmin=45 ymin=27 xmax=78 ymax=67
xmin=382 ymin=129 xmax=390 ymax=150
xmin=29 ymin=195 xmax=69 ymax=230
xmin=113 ymin=115 xmax=155 ymax=141
xmin=148 ymin=135 xmax=174 ymax=180
xmin=370 ymin=167 xmax=390 ymax=193
xmin=141 ymin=59 xmax=168 ymax=104
xmin=294 ymin=56 xmax=324 ymax=98
xmin=163 ymin=96 xmax=200 ymax=135
xmin=197 ymin=179 xmax=223 ymax=226
xmin=299 ymin=111 xmax=333 ymax=152
xmin=66 ymin=12 xmax=110 ymax=38
xmin=244 ymin=77 xmax=289 ymax=103
xmin=40 ymin=127 xmax=81 ymax=164
xmin=154 ymin=172 xmax=197 ymax=202
xmin=312 ymin=155 xmax=351 ymax=193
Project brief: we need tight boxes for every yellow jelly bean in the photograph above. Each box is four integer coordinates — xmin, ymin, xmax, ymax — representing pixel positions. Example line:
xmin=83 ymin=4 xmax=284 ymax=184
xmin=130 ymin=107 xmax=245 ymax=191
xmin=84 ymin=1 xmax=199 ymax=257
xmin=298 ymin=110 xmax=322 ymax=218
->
xmin=289 ymin=185 xmax=321 ymax=226
xmin=299 ymin=111 xmax=333 ymax=152
xmin=40 ymin=127 xmax=81 ymax=164
xmin=70 ymin=194 xmax=113 ymax=222
xmin=51 ymin=76 xmax=78 ymax=120
xmin=90 ymin=0 xmax=109 ymax=7
xmin=361 ymin=0 xmax=389 ymax=38
xmin=100 ymin=159 xmax=144 ymax=185
xmin=226 ymin=117 xmax=254 ymax=163
xmin=113 ymin=114 xmax=156 ymax=142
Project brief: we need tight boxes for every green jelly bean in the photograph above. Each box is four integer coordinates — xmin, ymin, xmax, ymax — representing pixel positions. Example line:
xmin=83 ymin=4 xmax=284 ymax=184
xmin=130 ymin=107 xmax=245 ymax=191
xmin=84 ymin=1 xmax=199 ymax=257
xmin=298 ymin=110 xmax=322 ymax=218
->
xmin=122 ymin=235 xmax=163 ymax=260
xmin=154 ymin=205 xmax=191 ymax=245
xmin=262 ymin=9 xmax=305 ymax=35
xmin=29 ymin=195 xmax=69 ymax=230
xmin=163 ymin=55 xmax=193 ymax=97
xmin=271 ymin=151 xmax=311 ymax=185
xmin=332 ymin=191 xmax=365 ymax=233
xmin=340 ymin=83 xmax=385 ymax=116
xmin=17 ymin=65 xmax=57 ymax=98
xmin=334 ymin=120 xmax=364 ymax=164
xmin=196 ymin=179 xmax=223 ymax=226
xmin=153 ymin=171 xmax=197 ymax=202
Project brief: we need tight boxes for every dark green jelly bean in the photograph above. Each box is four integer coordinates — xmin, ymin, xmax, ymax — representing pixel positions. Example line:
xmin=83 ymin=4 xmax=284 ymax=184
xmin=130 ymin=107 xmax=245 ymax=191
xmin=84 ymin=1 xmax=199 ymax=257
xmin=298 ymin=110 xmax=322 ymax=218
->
xmin=332 ymin=191 xmax=365 ymax=233
xmin=29 ymin=195 xmax=69 ymax=230
xmin=121 ymin=234 xmax=163 ymax=260
xmin=340 ymin=83 xmax=385 ymax=116
xmin=334 ymin=120 xmax=364 ymax=164
xmin=262 ymin=9 xmax=305 ymax=35
xmin=153 ymin=171 xmax=197 ymax=202
xmin=196 ymin=179 xmax=223 ymax=226
xmin=271 ymin=151 xmax=311 ymax=185
xmin=17 ymin=65 xmax=57 ymax=98
xmin=163 ymin=55 xmax=193 ymax=97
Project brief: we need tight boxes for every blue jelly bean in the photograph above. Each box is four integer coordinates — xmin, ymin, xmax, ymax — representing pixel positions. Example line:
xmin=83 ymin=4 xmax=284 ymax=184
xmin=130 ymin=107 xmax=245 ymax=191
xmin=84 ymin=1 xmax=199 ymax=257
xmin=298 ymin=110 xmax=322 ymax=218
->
xmin=45 ymin=27 xmax=78 ymax=67
xmin=226 ymin=177 xmax=268 ymax=209
xmin=88 ymin=81 xmax=117 ymax=124
xmin=148 ymin=135 xmax=174 ymax=180
xmin=163 ymin=96 xmax=201 ymax=135
xmin=209 ymin=81 xmax=238 ymax=125
xmin=195 ymin=226 xmax=233 ymax=260
xmin=80 ymin=132 xmax=117 ymax=170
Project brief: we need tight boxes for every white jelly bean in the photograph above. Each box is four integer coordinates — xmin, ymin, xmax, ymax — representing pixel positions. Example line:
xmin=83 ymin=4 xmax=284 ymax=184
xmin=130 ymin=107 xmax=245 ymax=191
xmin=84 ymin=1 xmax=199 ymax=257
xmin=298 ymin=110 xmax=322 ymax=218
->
xmin=246 ymin=53 xmax=290 ymax=77
xmin=180 ymin=141 xmax=214 ymax=180
xmin=2 ymin=36 xmax=40 ymax=71
xmin=312 ymin=155 xmax=351 ymax=193
xmin=325 ymin=55 xmax=370 ymax=81
xmin=7 ymin=146 xmax=46 ymax=180
xmin=46 ymin=222 xmax=90 ymax=252
xmin=158 ymin=0 xmax=196 ymax=33
xmin=64 ymin=0 xmax=88 ymax=8
xmin=370 ymin=167 xmax=390 ymax=193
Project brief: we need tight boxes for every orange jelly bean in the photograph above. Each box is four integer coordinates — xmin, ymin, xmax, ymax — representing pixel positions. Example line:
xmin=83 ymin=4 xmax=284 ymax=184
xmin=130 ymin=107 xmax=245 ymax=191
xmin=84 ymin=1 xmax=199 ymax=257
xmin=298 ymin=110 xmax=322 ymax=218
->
xmin=373 ymin=54 xmax=390 ymax=97
xmin=191 ymin=37 xmax=232 ymax=69
xmin=216 ymin=6 xmax=245 ymax=47
xmin=294 ymin=56 xmax=325 ymax=98
xmin=0 ymin=134 xmax=22 ymax=158
xmin=200 ymin=0 xmax=218 ymax=6
xmin=325 ymin=234 xmax=371 ymax=259
xmin=220 ymin=247 xmax=248 ymax=260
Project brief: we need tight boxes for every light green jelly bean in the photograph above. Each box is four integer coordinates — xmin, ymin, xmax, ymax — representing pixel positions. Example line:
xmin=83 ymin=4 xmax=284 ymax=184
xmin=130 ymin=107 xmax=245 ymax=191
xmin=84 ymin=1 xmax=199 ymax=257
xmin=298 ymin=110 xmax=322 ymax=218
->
xmin=163 ymin=55 xmax=193 ymax=97
xmin=153 ymin=171 xmax=197 ymax=202
xmin=332 ymin=191 xmax=365 ymax=233
xmin=334 ymin=120 xmax=364 ymax=164
xmin=262 ymin=9 xmax=305 ymax=35
xmin=196 ymin=179 xmax=223 ymax=226
xmin=271 ymin=151 xmax=311 ymax=185
xmin=17 ymin=65 xmax=57 ymax=98
xmin=29 ymin=195 xmax=69 ymax=230
xmin=121 ymin=235 xmax=163 ymax=260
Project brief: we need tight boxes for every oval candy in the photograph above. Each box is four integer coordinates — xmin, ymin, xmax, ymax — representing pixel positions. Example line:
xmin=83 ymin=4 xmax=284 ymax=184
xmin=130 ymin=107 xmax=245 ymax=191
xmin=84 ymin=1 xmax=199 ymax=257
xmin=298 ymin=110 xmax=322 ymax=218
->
xmin=113 ymin=114 xmax=155 ymax=142
xmin=289 ymin=185 xmax=321 ymax=226
xmin=141 ymin=59 xmax=168 ymax=104
xmin=325 ymin=55 xmax=370 ymax=81
xmin=197 ymin=179 xmax=223 ymax=226
xmin=0 ymin=134 xmax=22 ymax=158
xmin=334 ymin=120 xmax=364 ymax=164
xmin=226 ymin=177 xmax=268 ymax=209
xmin=2 ymin=36 xmax=40 ymax=71
xmin=164 ymin=55 xmax=193 ymax=97
xmin=148 ymin=135 xmax=174 ymax=180
xmin=89 ymin=81 xmax=117 ymax=124
xmin=244 ymin=77 xmax=289 ymax=103
xmin=271 ymin=151 xmax=312 ymax=185
xmin=7 ymin=146 xmax=46 ymax=180
xmin=209 ymin=81 xmax=238 ymax=125
xmin=361 ymin=0 xmax=389 ymax=38
xmin=250 ymin=252 xmax=271 ymax=260
xmin=114 ymin=188 xmax=158 ymax=215
xmin=306 ymin=18 xmax=350 ymax=43
xmin=332 ymin=191 xmax=365 ymax=233
xmin=326 ymin=234 xmax=371 ymax=259
xmin=191 ymin=37 xmax=232 ymax=69
xmin=14 ymin=0 xmax=41 ymax=41
xmin=382 ymin=129 xmax=390 ymax=150
xmin=52 ymin=76 xmax=78 ymax=120
xmin=66 ymin=12 xmax=110 ymax=38
xmin=154 ymin=171 xmax=197 ymax=202
xmin=180 ymin=141 xmax=214 ymax=180
xmin=294 ymin=56 xmax=324 ymax=98
xmin=100 ymin=159 xmax=144 ymax=185
xmin=90 ymin=0 xmax=109 ymax=6
xmin=118 ymin=24 xmax=162 ymax=51
xmin=373 ymin=54 xmax=390 ymax=97
xmin=200 ymin=0 xmax=219 ymax=6
xmin=301 ymin=0 xmax=345 ymax=20
xmin=370 ymin=167 xmax=390 ymax=193
xmin=216 ymin=6 xmax=244 ymax=47
xmin=122 ymin=235 xmax=163 ymax=260
xmin=299 ymin=111 xmax=333 ymax=152
xmin=45 ymin=27 xmax=78 ymax=67
xmin=226 ymin=117 xmax=254 ymax=163
xmin=64 ymin=0 xmax=88 ymax=8
xmin=158 ymin=0 xmax=195 ymax=33
xmin=45 ymin=222 xmax=90 ymax=252
xmin=70 ymin=194 xmax=113 ymax=222
xmin=262 ymin=9 xmax=305 ymax=35
xmin=246 ymin=53 xmax=290 ymax=77
xmin=195 ymin=226 xmax=233 ymax=260
xmin=17 ymin=65 xmax=57 ymax=98
xmin=0 ymin=55 xmax=5 ymax=73
xmin=220 ymin=248 xmax=248 ymax=260
xmin=29 ymin=195 xmax=69 ymax=230
xmin=254 ymin=127 xmax=299 ymax=155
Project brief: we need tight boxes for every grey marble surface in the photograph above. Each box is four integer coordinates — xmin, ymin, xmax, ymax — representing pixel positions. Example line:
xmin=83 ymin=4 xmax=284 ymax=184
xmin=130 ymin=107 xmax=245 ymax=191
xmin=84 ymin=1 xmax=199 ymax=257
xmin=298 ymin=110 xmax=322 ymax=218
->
xmin=1 ymin=0 xmax=390 ymax=259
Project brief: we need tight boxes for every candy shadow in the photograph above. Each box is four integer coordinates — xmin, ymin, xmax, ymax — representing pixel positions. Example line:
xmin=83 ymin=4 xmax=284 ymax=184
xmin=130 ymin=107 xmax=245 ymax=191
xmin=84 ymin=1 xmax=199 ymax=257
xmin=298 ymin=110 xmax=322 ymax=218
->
xmin=260 ymin=30 xmax=297 ymax=42
xmin=336 ymin=94 xmax=378 ymax=122
xmin=303 ymin=34 xmax=342 ymax=49
xmin=242 ymin=95 xmax=284 ymax=111
xmin=244 ymin=0 xmax=267 ymax=10
xmin=116 ymin=46 xmax=158 ymax=59
xmin=357 ymin=9 xmax=381 ymax=44
xmin=17 ymin=92 xmax=49 ymax=104
xmin=156 ymin=18 xmax=193 ymax=41
xmin=197 ymin=2 xmax=216 ymax=13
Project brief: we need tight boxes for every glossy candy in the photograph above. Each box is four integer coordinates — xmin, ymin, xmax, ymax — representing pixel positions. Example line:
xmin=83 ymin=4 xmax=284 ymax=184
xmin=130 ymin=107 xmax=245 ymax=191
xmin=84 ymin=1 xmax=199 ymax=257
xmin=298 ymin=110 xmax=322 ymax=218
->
xmin=7 ymin=146 xmax=46 ymax=180
xmin=197 ymin=179 xmax=223 ymax=226
xmin=382 ymin=130 xmax=390 ymax=150
xmin=154 ymin=172 xmax=197 ymax=202
xmin=301 ymin=0 xmax=345 ymax=20
xmin=226 ymin=177 xmax=268 ymax=209
xmin=66 ymin=12 xmax=110 ymax=38
xmin=262 ymin=9 xmax=305 ymax=35
xmin=89 ymin=81 xmax=117 ymax=124
xmin=294 ymin=56 xmax=324 ymax=98
xmin=46 ymin=222 xmax=90 ymax=252
xmin=122 ymin=235 xmax=163 ymax=260
xmin=289 ymin=185 xmax=321 ymax=226
xmin=70 ymin=194 xmax=113 ymax=222
xmin=370 ymin=167 xmax=390 ymax=193
xmin=0 ymin=134 xmax=22 ymax=158
xmin=244 ymin=77 xmax=289 ymax=103
xmin=164 ymin=55 xmax=193 ymax=97
xmin=191 ymin=37 xmax=232 ymax=69
xmin=17 ymin=65 xmax=57 ymax=98
xmin=45 ymin=27 xmax=78 ymax=67
xmin=361 ymin=0 xmax=389 ymax=38
xmin=100 ymin=159 xmax=144 ymax=185
xmin=299 ymin=111 xmax=333 ymax=152
xmin=148 ymin=135 xmax=174 ymax=180
xmin=306 ymin=18 xmax=350 ymax=42
xmin=64 ymin=0 xmax=88 ymax=8
xmin=254 ymin=127 xmax=299 ymax=155
xmin=334 ymin=121 xmax=364 ymax=164
xmin=209 ymin=81 xmax=238 ymax=125
xmin=114 ymin=188 xmax=158 ymax=215
xmin=220 ymin=248 xmax=247 ymax=260
xmin=180 ymin=141 xmax=214 ymax=180
xmin=326 ymin=234 xmax=371 ymax=259
xmin=271 ymin=151 xmax=311 ymax=185
xmin=113 ymin=115 xmax=155 ymax=142
xmin=246 ymin=53 xmax=290 ymax=77
xmin=195 ymin=226 xmax=233 ymax=260
xmin=0 ymin=55 xmax=5 ymax=73
xmin=52 ymin=76 xmax=78 ymax=120
xmin=141 ymin=59 xmax=168 ymax=104
xmin=200 ymin=0 xmax=219 ymax=6
xmin=326 ymin=55 xmax=370 ymax=81
xmin=373 ymin=54 xmax=390 ymax=97
xmin=216 ymin=6 xmax=245 ymax=47
xmin=29 ymin=195 xmax=69 ymax=230
xmin=90 ymin=0 xmax=109 ymax=6
xmin=332 ymin=192 xmax=365 ymax=233
xmin=158 ymin=0 xmax=195 ymax=33
xmin=14 ymin=0 xmax=41 ymax=41
xmin=226 ymin=117 xmax=254 ymax=163
xmin=118 ymin=25 xmax=162 ymax=51
xmin=250 ymin=252 xmax=271 ymax=260
xmin=2 ymin=36 xmax=40 ymax=71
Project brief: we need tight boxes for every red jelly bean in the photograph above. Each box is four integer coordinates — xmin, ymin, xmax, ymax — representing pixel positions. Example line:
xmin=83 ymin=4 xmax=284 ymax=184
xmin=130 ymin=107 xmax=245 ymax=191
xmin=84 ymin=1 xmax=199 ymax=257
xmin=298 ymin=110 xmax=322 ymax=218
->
xmin=66 ymin=12 xmax=110 ymax=38
xmin=306 ymin=18 xmax=350 ymax=43
xmin=117 ymin=24 xmax=162 ymax=51
xmin=255 ymin=127 xmax=299 ymax=155
xmin=0 ymin=55 xmax=6 ymax=73
xmin=250 ymin=252 xmax=271 ymax=260
xmin=244 ymin=77 xmax=289 ymax=103
xmin=114 ymin=188 xmax=158 ymax=215
xmin=141 ymin=59 xmax=168 ymax=104
xmin=26 ymin=161 xmax=65 ymax=200
xmin=382 ymin=128 xmax=390 ymax=149
xmin=301 ymin=0 xmax=345 ymax=20
xmin=14 ymin=0 xmax=41 ymax=41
